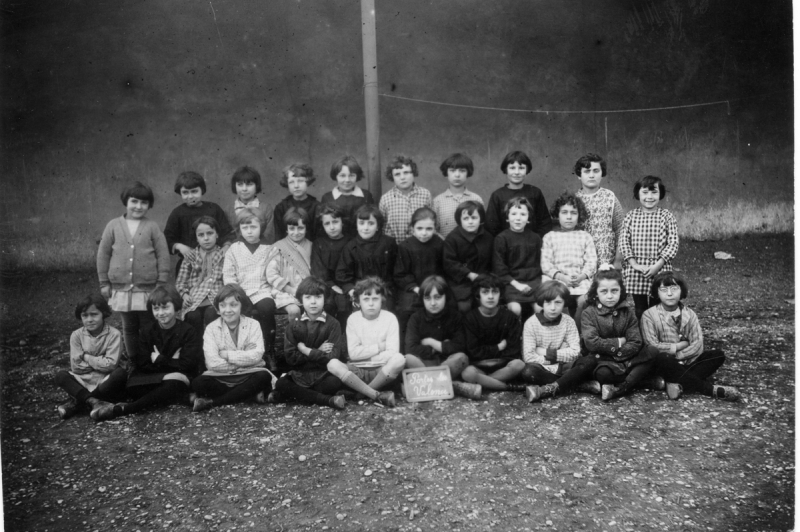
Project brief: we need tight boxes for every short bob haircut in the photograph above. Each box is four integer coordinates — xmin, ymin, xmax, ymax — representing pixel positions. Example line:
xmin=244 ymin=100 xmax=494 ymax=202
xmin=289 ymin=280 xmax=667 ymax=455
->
xmin=586 ymin=268 xmax=627 ymax=307
xmin=213 ymin=284 xmax=253 ymax=315
xmin=353 ymin=276 xmax=389 ymax=304
xmin=330 ymin=155 xmax=365 ymax=181
xmin=549 ymin=192 xmax=589 ymax=230
xmin=574 ymin=153 xmax=607 ymax=177
xmin=633 ymin=175 xmax=666 ymax=200
xmin=503 ymin=196 xmax=534 ymax=220
xmin=191 ymin=215 xmax=220 ymax=235
xmin=230 ymin=166 xmax=262 ymax=194
xmin=235 ymin=207 xmax=265 ymax=229
xmin=385 ymin=155 xmax=418 ymax=182
xmin=283 ymin=207 xmax=309 ymax=227
xmin=147 ymin=285 xmax=183 ymax=314
xmin=296 ymin=276 xmax=328 ymax=301
xmin=174 ymin=171 xmax=206 ymax=194
xmin=534 ymin=280 xmax=572 ymax=307
xmin=419 ymin=275 xmax=457 ymax=312
xmin=280 ymin=163 xmax=316 ymax=187
xmin=471 ymin=273 xmax=504 ymax=302
xmin=439 ymin=153 xmax=474 ymax=177
xmin=500 ymin=151 xmax=532 ymax=175
xmin=316 ymin=202 xmax=346 ymax=223
xmin=649 ymin=271 xmax=688 ymax=301
xmin=409 ymin=206 xmax=438 ymax=232
xmin=454 ymin=200 xmax=486 ymax=227
xmin=354 ymin=204 xmax=385 ymax=234
xmin=120 ymin=181 xmax=155 ymax=208
xmin=75 ymin=294 xmax=113 ymax=321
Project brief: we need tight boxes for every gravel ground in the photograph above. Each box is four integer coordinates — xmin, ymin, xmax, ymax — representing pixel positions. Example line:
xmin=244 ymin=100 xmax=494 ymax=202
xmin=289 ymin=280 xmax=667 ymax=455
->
xmin=1 ymin=233 xmax=794 ymax=532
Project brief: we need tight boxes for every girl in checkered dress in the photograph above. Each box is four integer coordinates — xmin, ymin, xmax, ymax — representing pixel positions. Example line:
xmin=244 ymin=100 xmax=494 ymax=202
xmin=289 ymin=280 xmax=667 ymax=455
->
xmin=176 ymin=216 xmax=225 ymax=342
xmin=619 ymin=176 xmax=679 ymax=319
xmin=540 ymin=192 xmax=597 ymax=320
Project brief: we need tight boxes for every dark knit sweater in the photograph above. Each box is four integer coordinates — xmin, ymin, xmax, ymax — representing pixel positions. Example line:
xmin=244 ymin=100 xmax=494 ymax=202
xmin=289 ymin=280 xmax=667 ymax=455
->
xmin=394 ymin=235 xmax=445 ymax=292
xmin=405 ymin=307 xmax=466 ymax=360
xmin=443 ymin=226 xmax=494 ymax=299
xmin=311 ymin=234 xmax=352 ymax=289
xmin=484 ymin=184 xmax=553 ymax=237
xmin=463 ymin=307 xmax=522 ymax=362
xmin=320 ymin=189 xmax=376 ymax=239
xmin=492 ymin=228 xmax=543 ymax=285
xmin=164 ymin=202 xmax=235 ymax=253
xmin=335 ymin=233 xmax=398 ymax=294
xmin=284 ymin=314 xmax=344 ymax=372
xmin=274 ymin=195 xmax=320 ymax=242
xmin=136 ymin=320 xmax=201 ymax=377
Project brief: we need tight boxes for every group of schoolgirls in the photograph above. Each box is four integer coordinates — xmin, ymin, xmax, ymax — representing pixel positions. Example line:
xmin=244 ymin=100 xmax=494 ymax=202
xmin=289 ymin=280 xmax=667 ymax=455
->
xmin=55 ymin=151 xmax=739 ymax=423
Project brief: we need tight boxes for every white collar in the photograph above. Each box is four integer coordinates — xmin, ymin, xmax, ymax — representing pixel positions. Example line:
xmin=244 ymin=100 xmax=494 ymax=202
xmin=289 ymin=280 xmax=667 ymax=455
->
xmin=300 ymin=311 xmax=328 ymax=323
xmin=332 ymin=186 xmax=365 ymax=200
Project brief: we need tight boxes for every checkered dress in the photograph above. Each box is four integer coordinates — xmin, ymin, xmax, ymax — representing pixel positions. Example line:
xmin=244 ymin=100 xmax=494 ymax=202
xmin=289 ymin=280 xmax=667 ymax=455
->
xmin=576 ymin=188 xmax=624 ymax=266
xmin=379 ymin=185 xmax=432 ymax=243
xmin=175 ymin=246 xmax=225 ymax=319
xmin=540 ymin=230 xmax=597 ymax=295
xmin=432 ymin=189 xmax=484 ymax=237
xmin=619 ymin=207 xmax=679 ymax=295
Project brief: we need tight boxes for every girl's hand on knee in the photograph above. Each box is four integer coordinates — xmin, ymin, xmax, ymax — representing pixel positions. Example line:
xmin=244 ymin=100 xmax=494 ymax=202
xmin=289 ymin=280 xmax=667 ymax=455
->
xmin=498 ymin=339 xmax=508 ymax=352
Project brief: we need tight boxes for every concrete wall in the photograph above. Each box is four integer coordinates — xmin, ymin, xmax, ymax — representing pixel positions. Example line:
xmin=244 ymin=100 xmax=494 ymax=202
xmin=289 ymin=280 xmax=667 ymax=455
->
xmin=1 ymin=0 xmax=792 ymax=238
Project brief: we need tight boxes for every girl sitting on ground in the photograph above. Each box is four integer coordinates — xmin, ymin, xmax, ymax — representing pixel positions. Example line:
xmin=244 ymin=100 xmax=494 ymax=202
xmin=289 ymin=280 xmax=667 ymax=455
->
xmin=272 ymin=277 xmax=347 ymax=410
xmin=461 ymin=274 xmax=526 ymax=394
xmin=55 ymin=294 xmax=128 ymax=420
xmin=580 ymin=269 xmax=658 ymax=402
xmin=641 ymin=272 xmax=740 ymax=401
xmin=191 ymin=284 xmax=275 ymax=412
xmin=403 ymin=275 xmax=477 ymax=399
xmin=521 ymin=281 xmax=599 ymax=403
xmin=92 ymin=285 xmax=202 ymax=421
xmin=326 ymin=276 xmax=402 ymax=407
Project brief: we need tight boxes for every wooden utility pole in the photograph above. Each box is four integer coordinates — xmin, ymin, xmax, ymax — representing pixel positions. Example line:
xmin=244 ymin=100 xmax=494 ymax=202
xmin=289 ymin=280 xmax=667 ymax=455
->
xmin=361 ymin=0 xmax=381 ymax=197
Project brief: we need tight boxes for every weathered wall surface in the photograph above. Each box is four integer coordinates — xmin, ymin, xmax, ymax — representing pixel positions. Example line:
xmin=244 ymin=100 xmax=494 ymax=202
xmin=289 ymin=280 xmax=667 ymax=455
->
xmin=1 ymin=0 xmax=792 ymax=238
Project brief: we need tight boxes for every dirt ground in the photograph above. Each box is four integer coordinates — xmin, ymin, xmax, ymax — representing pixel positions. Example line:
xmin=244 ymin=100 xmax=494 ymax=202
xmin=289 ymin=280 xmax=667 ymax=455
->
xmin=0 ymin=233 xmax=794 ymax=532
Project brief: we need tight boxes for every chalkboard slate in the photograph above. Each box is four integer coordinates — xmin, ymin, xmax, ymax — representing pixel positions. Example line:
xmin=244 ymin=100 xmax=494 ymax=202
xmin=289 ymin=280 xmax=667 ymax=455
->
xmin=401 ymin=366 xmax=454 ymax=402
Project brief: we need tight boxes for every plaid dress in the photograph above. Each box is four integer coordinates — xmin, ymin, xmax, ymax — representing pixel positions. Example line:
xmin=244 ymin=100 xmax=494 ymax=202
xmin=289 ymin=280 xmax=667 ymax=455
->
xmin=432 ymin=188 xmax=484 ymax=237
xmin=379 ymin=185 xmax=432 ymax=243
xmin=575 ymin=188 xmax=624 ymax=266
xmin=619 ymin=207 xmax=679 ymax=295
xmin=175 ymin=246 xmax=225 ymax=319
